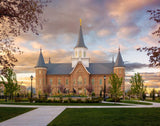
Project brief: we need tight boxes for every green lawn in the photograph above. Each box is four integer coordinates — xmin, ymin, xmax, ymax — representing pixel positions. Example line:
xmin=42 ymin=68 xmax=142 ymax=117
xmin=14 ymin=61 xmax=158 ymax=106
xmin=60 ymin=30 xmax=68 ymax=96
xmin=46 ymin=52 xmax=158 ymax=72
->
xmin=48 ymin=108 xmax=160 ymax=126
xmin=0 ymin=107 xmax=35 ymax=122
xmin=145 ymin=99 xmax=160 ymax=103
xmin=121 ymin=100 xmax=152 ymax=105
xmin=0 ymin=102 xmax=127 ymax=106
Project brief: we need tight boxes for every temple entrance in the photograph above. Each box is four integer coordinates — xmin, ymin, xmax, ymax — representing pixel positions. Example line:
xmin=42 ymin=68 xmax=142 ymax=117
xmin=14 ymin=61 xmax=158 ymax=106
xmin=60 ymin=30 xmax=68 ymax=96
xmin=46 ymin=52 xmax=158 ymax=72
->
xmin=78 ymin=88 xmax=83 ymax=94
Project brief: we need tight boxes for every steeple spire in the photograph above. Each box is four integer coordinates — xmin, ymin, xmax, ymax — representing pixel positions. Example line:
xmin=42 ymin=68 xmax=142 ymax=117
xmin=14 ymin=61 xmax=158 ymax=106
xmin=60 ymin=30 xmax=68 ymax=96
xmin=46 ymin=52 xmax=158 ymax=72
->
xmin=80 ymin=18 xmax=82 ymax=26
xmin=112 ymin=55 xmax=114 ymax=63
xmin=35 ymin=49 xmax=46 ymax=67
xmin=48 ymin=57 xmax=51 ymax=64
xmin=74 ymin=19 xmax=87 ymax=49
xmin=114 ymin=48 xmax=124 ymax=67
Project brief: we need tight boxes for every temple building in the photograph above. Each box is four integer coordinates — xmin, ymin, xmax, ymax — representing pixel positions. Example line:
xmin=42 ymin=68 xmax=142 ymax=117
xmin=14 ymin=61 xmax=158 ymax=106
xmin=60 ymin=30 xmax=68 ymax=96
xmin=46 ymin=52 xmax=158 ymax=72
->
xmin=35 ymin=20 xmax=125 ymax=96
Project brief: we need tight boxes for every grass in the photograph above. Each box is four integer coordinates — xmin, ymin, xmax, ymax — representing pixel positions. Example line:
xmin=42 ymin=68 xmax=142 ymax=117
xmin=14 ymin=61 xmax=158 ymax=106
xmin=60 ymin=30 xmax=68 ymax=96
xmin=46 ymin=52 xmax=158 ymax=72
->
xmin=48 ymin=108 xmax=160 ymax=126
xmin=0 ymin=107 xmax=35 ymax=122
xmin=145 ymin=99 xmax=160 ymax=103
xmin=0 ymin=102 xmax=127 ymax=106
xmin=121 ymin=100 xmax=152 ymax=105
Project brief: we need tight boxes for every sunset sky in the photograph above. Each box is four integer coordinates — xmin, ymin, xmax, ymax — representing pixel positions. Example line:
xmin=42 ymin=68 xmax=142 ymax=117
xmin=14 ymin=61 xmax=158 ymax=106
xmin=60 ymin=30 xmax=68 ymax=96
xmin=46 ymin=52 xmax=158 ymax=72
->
xmin=14 ymin=0 xmax=160 ymax=92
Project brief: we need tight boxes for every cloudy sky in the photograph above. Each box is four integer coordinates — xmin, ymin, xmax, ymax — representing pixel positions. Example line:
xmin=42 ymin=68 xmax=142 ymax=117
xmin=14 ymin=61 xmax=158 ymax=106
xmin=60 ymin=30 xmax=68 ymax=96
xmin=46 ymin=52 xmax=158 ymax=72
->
xmin=15 ymin=0 xmax=160 ymax=92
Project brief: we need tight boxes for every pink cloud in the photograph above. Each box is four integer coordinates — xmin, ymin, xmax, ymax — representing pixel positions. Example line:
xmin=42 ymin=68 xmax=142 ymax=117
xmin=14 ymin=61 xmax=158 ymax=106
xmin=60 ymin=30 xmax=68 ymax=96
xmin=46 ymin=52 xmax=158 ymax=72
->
xmin=97 ymin=29 xmax=110 ymax=37
xmin=31 ymin=41 xmax=45 ymax=49
xmin=140 ymin=35 xmax=159 ymax=46
xmin=107 ymin=0 xmax=156 ymax=24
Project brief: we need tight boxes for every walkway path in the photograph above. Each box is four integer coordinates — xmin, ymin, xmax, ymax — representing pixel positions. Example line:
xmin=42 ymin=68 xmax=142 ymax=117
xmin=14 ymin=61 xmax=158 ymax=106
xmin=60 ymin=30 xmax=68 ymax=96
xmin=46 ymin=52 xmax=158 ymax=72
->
xmin=0 ymin=101 xmax=160 ymax=126
xmin=0 ymin=106 xmax=66 ymax=126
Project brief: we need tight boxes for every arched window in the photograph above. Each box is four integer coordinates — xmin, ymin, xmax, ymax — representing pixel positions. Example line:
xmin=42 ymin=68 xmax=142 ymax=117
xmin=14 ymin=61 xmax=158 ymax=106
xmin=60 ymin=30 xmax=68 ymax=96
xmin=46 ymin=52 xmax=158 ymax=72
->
xmin=119 ymin=69 xmax=121 ymax=74
xmin=39 ymin=79 xmax=41 ymax=85
xmin=75 ymin=51 xmax=78 ymax=57
xmin=84 ymin=51 xmax=86 ymax=57
xmin=78 ymin=76 xmax=83 ymax=84
xmin=79 ymin=51 xmax=82 ymax=57
xmin=99 ymin=79 xmax=102 ymax=85
xmin=58 ymin=78 xmax=61 ymax=85
xmin=73 ymin=79 xmax=76 ymax=84
xmin=92 ymin=78 xmax=94 ymax=85
xmin=50 ymin=79 xmax=53 ymax=85
xmin=84 ymin=78 xmax=86 ymax=84
xmin=66 ymin=79 xmax=69 ymax=85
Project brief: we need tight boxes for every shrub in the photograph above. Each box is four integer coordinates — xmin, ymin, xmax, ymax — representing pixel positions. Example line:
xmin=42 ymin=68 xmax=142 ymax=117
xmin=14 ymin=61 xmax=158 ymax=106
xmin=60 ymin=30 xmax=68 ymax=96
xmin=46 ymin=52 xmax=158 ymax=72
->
xmin=46 ymin=99 xmax=52 ymax=103
xmin=77 ymin=99 xmax=82 ymax=103
xmin=52 ymin=99 xmax=61 ymax=103
xmin=85 ymin=98 xmax=91 ymax=103
xmin=106 ymin=98 xmax=114 ymax=102
xmin=68 ymin=97 xmax=72 ymax=103
xmin=92 ymin=98 xmax=100 ymax=103
xmin=111 ymin=97 xmax=120 ymax=102
xmin=14 ymin=97 xmax=30 ymax=102
xmin=92 ymin=92 xmax=95 ymax=97
xmin=59 ymin=96 xmax=63 ymax=103
xmin=14 ymin=98 xmax=22 ymax=102
xmin=98 ymin=97 xmax=103 ymax=102
xmin=70 ymin=99 xmax=77 ymax=103
xmin=35 ymin=98 xmax=46 ymax=103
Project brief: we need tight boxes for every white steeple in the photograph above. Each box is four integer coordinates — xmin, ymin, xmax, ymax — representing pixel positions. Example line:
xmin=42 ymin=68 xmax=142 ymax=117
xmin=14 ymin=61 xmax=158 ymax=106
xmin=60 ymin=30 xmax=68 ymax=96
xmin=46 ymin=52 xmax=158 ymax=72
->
xmin=72 ymin=19 xmax=90 ymax=68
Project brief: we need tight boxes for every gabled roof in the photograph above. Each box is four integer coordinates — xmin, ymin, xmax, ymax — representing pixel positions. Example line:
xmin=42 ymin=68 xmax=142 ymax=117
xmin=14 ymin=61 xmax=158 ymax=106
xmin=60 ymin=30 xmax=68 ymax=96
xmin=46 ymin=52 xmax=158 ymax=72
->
xmin=46 ymin=63 xmax=113 ymax=75
xmin=35 ymin=49 xmax=46 ymax=68
xmin=114 ymin=48 xmax=125 ymax=67
xmin=70 ymin=61 xmax=90 ymax=74
xmin=74 ymin=19 xmax=87 ymax=49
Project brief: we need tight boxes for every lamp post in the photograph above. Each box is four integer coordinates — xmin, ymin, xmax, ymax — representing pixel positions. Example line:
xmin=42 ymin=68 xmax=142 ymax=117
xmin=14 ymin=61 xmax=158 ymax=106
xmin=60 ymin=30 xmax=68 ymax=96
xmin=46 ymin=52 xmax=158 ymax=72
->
xmin=103 ymin=75 xmax=106 ymax=101
xmin=30 ymin=75 xmax=33 ymax=99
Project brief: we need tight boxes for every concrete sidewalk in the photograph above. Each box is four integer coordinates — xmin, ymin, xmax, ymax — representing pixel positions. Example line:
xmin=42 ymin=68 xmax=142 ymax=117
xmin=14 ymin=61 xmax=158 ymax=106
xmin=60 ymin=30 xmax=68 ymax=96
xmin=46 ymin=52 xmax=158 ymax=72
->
xmin=0 ymin=106 xmax=66 ymax=126
xmin=0 ymin=101 xmax=160 ymax=126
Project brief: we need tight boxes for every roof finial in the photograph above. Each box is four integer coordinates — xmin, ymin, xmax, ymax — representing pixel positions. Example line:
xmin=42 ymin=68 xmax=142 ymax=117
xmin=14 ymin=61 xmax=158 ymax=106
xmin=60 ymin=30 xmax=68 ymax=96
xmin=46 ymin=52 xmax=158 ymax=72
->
xmin=80 ymin=18 xmax=82 ymax=26
xmin=40 ymin=48 xmax=42 ymax=53
xmin=118 ymin=46 xmax=120 ymax=52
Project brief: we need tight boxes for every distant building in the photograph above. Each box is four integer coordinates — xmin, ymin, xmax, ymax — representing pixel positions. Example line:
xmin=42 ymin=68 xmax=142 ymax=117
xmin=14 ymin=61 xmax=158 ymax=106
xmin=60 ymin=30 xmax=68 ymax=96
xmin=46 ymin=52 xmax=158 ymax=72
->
xmin=35 ymin=20 xmax=125 ymax=96
xmin=27 ymin=87 xmax=36 ymax=94
xmin=19 ymin=85 xmax=27 ymax=95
